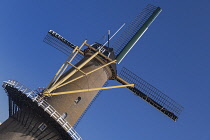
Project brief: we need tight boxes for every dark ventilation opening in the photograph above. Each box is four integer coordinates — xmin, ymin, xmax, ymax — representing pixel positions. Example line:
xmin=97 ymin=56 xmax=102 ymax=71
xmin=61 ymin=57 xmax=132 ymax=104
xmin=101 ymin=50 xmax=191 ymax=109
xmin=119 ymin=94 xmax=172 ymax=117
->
xmin=74 ymin=97 xmax=81 ymax=104
xmin=38 ymin=123 xmax=47 ymax=131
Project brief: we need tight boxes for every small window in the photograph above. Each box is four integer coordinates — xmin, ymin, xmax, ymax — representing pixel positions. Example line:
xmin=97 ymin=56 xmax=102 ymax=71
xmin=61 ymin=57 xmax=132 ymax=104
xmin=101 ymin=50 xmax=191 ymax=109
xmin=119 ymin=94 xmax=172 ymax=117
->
xmin=38 ymin=123 xmax=47 ymax=131
xmin=74 ymin=97 xmax=81 ymax=104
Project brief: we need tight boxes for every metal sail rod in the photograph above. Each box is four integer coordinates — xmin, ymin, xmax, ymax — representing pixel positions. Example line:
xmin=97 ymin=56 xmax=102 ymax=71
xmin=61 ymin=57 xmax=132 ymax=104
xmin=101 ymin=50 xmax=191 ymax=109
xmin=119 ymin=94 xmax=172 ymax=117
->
xmin=116 ymin=7 xmax=162 ymax=63
xmin=108 ymin=30 xmax=110 ymax=48
xmin=103 ymin=23 xmax=126 ymax=47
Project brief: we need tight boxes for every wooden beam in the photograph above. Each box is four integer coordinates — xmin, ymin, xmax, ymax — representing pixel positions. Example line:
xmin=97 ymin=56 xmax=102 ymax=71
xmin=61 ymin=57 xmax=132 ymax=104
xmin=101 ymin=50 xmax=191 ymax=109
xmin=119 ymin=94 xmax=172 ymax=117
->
xmin=44 ymin=84 xmax=134 ymax=96
xmin=45 ymin=51 xmax=99 ymax=93
xmin=55 ymin=60 xmax=117 ymax=89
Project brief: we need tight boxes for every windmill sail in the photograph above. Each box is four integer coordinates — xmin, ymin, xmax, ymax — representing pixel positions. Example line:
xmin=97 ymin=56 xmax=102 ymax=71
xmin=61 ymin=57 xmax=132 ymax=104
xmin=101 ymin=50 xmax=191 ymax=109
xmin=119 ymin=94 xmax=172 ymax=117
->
xmin=112 ymin=4 xmax=162 ymax=63
xmin=43 ymin=30 xmax=84 ymax=61
xmin=116 ymin=67 xmax=183 ymax=121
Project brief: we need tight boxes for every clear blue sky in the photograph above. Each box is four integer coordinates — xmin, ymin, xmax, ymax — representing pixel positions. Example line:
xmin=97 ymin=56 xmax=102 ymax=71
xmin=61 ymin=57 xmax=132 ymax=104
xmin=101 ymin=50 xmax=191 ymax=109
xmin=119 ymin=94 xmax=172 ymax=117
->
xmin=0 ymin=0 xmax=210 ymax=140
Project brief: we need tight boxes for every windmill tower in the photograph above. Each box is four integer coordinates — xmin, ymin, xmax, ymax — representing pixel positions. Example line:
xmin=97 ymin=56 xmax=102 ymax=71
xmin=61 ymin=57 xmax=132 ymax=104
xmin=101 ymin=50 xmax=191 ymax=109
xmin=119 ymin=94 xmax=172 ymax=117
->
xmin=0 ymin=4 xmax=183 ymax=140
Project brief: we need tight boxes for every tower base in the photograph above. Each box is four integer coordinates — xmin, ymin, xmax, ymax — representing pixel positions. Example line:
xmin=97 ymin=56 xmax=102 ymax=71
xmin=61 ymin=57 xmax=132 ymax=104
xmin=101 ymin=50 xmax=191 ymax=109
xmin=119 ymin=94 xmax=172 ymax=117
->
xmin=0 ymin=82 xmax=78 ymax=140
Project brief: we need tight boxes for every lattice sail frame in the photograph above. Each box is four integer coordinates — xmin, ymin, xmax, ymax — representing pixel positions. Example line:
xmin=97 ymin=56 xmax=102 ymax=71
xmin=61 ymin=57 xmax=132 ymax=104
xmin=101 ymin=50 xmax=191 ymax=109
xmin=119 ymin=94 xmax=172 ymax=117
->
xmin=118 ymin=67 xmax=183 ymax=121
xmin=44 ymin=30 xmax=84 ymax=62
xmin=112 ymin=4 xmax=160 ymax=57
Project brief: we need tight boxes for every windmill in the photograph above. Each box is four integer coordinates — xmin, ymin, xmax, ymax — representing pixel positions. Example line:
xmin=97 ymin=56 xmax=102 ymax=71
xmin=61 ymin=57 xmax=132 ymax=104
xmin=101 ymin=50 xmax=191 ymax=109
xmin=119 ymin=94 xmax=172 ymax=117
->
xmin=0 ymin=4 xmax=183 ymax=140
